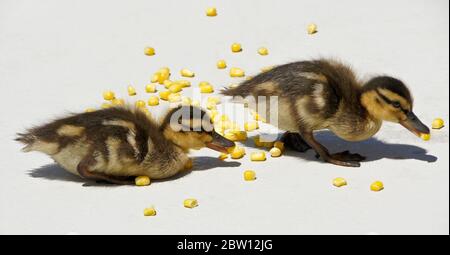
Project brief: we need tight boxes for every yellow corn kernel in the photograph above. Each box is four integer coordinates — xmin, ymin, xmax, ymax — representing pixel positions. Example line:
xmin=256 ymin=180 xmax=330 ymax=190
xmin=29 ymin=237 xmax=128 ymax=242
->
xmin=217 ymin=59 xmax=227 ymax=69
xmin=135 ymin=176 xmax=151 ymax=186
xmin=103 ymin=91 xmax=115 ymax=101
xmin=175 ymin=80 xmax=191 ymax=88
xmin=224 ymin=131 xmax=243 ymax=142
xmin=370 ymin=181 xmax=384 ymax=192
xmin=250 ymin=151 xmax=266 ymax=161
xmin=159 ymin=67 xmax=170 ymax=74
xmin=207 ymin=96 xmax=221 ymax=105
xmin=168 ymin=84 xmax=183 ymax=93
xmin=181 ymin=97 xmax=192 ymax=106
xmin=230 ymin=67 xmax=245 ymax=77
xmin=258 ymin=47 xmax=269 ymax=56
xmin=143 ymin=207 xmax=157 ymax=216
xmin=252 ymin=111 xmax=265 ymax=121
xmin=206 ymin=101 xmax=217 ymax=110
xmin=214 ymin=120 xmax=231 ymax=132
xmin=206 ymin=7 xmax=217 ymax=17
xmin=112 ymin=98 xmax=125 ymax=106
xmin=145 ymin=84 xmax=157 ymax=93
xmin=260 ymin=66 xmax=274 ymax=72
xmin=253 ymin=136 xmax=264 ymax=147
xmin=85 ymin=108 xmax=96 ymax=112
xmin=230 ymin=146 xmax=246 ymax=159
xmin=144 ymin=47 xmax=155 ymax=56
xmin=127 ymin=85 xmax=137 ymax=96
xmin=183 ymin=198 xmax=198 ymax=208
xmin=148 ymin=96 xmax=159 ymax=106
xmin=180 ymin=68 xmax=195 ymax=78
xmin=219 ymin=153 xmax=228 ymax=160
xmin=274 ymin=141 xmax=285 ymax=151
xmin=158 ymin=73 xmax=170 ymax=84
xmin=231 ymin=43 xmax=242 ymax=52
xmin=244 ymin=121 xmax=259 ymax=131
xmin=159 ymin=90 xmax=172 ymax=101
xmin=168 ymin=93 xmax=181 ymax=103
xmin=307 ymin=23 xmax=318 ymax=34
xmin=229 ymin=83 xmax=239 ymax=89
xmin=135 ymin=100 xmax=146 ymax=108
xmin=191 ymin=100 xmax=200 ymax=107
xmin=234 ymin=131 xmax=247 ymax=141
xmin=243 ymin=170 xmax=256 ymax=181
xmin=151 ymin=73 xmax=160 ymax=83
xmin=101 ymin=103 xmax=112 ymax=109
xmin=200 ymin=84 xmax=214 ymax=93
xmin=184 ymin=158 xmax=193 ymax=170
xmin=432 ymin=118 xmax=444 ymax=129
xmin=270 ymin=147 xmax=282 ymax=157
xmin=421 ymin=133 xmax=431 ymax=141
xmin=163 ymin=79 xmax=173 ymax=89
xmin=333 ymin=177 xmax=347 ymax=187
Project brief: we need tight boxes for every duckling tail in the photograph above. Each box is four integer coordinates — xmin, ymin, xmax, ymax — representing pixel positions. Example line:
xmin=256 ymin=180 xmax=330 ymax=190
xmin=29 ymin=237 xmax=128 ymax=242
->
xmin=221 ymin=84 xmax=251 ymax=98
xmin=15 ymin=132 xmax=36 ymax=152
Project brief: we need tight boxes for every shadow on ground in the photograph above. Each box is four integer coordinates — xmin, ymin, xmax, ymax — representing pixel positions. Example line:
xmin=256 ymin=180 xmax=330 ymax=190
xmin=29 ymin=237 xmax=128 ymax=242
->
xmin=242 ymin=131 xmax=438 ymax=163
xmin=28 ymin=156 xmax=241 ymax=187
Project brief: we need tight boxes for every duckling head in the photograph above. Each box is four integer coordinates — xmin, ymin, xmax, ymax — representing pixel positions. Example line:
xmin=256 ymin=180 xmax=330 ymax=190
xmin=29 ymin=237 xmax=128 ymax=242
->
xmin=361 ymin=76 xmax=430 ymax=137
xmin=161 ymin=105 xmax=235 ymax=153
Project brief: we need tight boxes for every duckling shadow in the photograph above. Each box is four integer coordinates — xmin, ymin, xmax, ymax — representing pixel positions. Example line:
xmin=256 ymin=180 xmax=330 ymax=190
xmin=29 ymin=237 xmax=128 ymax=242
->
xmin=28 ymin=157 xmax=241 ymax=186
xmin=243 ymin=132 xmax=437 ymax=163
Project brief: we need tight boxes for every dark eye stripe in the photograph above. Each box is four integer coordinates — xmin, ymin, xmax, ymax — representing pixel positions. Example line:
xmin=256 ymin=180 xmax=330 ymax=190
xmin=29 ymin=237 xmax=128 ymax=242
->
xmin=375 ymin=89 xmax=408 ymax=113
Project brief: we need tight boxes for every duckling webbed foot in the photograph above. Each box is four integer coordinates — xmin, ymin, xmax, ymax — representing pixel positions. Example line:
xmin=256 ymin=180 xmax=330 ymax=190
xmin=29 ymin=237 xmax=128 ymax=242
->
xmin=281 ymin=132 xmax=311 ymax=152
xmin=77 ymin=156 xmax=134 ymax=185
xmin=331 ymin=151 xmax=366 ymax=162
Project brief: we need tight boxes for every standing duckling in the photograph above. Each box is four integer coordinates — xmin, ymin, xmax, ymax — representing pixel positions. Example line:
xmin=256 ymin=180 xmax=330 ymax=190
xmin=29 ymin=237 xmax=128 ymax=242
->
xmin=222 ymin=59 xmax=430 ymax=167
xmin=16 ymin=105 xmax=235 ymax=184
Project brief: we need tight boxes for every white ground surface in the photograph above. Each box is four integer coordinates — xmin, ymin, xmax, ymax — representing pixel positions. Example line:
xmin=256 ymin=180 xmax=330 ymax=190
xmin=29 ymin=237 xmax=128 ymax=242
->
xmin=0 ymin=0 xmax=448 ymax=235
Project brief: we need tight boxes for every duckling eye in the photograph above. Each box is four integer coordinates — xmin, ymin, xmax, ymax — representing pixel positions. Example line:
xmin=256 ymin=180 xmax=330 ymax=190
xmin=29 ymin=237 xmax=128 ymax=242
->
xmin=392 ymin=101 xmax=401 ymax=108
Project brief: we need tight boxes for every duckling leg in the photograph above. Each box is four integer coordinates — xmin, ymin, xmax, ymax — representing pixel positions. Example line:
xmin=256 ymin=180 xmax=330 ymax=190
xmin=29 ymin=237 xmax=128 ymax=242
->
xmin=77 ymin=155 xmax=134 ymax=185
xmin=301 ymin=132 xmax=361 ymax=167
xmin=281 ymin=132 xmax=311 ymax=152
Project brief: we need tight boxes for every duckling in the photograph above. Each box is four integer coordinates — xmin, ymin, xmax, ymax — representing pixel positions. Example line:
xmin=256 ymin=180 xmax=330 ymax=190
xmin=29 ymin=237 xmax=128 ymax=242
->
xmin=222 ymin=58 xmax=430 ymax=167
xmin=16 ymin=105 xmax=235 ymax=184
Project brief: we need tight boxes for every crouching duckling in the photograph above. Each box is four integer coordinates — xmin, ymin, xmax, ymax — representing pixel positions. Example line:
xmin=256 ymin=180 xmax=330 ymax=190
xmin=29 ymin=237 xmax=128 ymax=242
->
xmin=222 ymin=58 xmax=430 ymax=167
xmin=16 ymin=105 xmax=235 ymax=184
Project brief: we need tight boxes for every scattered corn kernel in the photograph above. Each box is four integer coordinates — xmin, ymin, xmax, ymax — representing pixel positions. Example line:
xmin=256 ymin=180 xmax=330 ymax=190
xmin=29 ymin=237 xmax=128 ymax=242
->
xmin=421 ymin=133 xmax=431 ymax=141
xmin=230 ymin=146 xmax=246 ymax=159
xmin=269 ymin=147 xmax=282 ymax=157
xmin=252 ymin=111 xmax=265 ymax=121
xmin=175 ymin=80 xmax=191 ymax=88
xmin=145 ymin=84 xmax=157 ymax=93
xmin=112 ymin=98 xmax=125 ymax=106
xmin=101 ymin=102 xmax=112 ymax=109
xmin=85 ymin=108 xmax=96 ymax=112
xmin=206 ymin=101 xmax=217 ymax=110
xmin=224 ymin=131 xmax=247 ymax=141
xmin=159 ymin=90 xmax=172 ymax=101
xmin=127 ymin=85 xmax=137 ymax=96
xmin=180 ymin=68 xmax=195 ymax=78
xmin=254 ymin=136 xmax=264 ymax=147
xmin=135 ymin=100 xmax=146 ymax=108
xmin=274 ymin=141 xmax=285 ymax=151
xmin=163 ymin=80 xmax=173 ymax=89
xmin=148 ymin=96 xmax=159 ymax=106
xmin=219 ymin=153 xmax=228 ymax=160
xmin=168 ymin=83 xmax=183 ymax=93
xmin=143 ymin=207 xmax=157 ymax=216
xmin=243 ymin=170 xmax=256 ymax=181
xmin=200 ymin=84 xmax=214 ymax=93
xmin=191 ymin=100 xmax=200 ymax=107
xmin=333 ymin=177 xmax=347 ymax=187
xmin=229 ymin=83 xmax=239 ymax=89
xmin=206 ymin=7 xmax=217 ymax=17
xmin=432 ymin=118 xmax=444 ymax=129
xmin=103 ymin=91 xmax=115 ymax=101
xmin=183 ymin=198 xmax=198 ymax=208
xmin=144 ymin=47 xmax=155 ymax=56
xmin=151 ymin=73 xmax=160 ymax=83
xmin=370 ymin=181 xmax=384 ymax=192
xmin=230 ymin=67 xmax=245 ymax=77
xmin=207 ymin=96 xmax=221 ymax=105
xmin=260 ymin=66 xmax=274 ymax=72
xmin=135 ymin=176 xmax=151 ymax=186
xmin=307 ymin=23 xmax=318 ymax=34
xmin=231 ymin=43 xmax=242 ymax=52
xmin=181 ymin=96 xmax=192 ymax=106
xmin=250 ymin=151 xmax=266 ymax=161
xmin=244 ymin=122 xmax=259 ymax=131
xmin=184 ymin=158 xmax=193 ymax=170
xmin=168 ymin=93 xmax=181 ymax=103
xmin=216 ymin=59 xmax=227 ymax=69
xmin=258 ymin=47 xmax=269 ymax=56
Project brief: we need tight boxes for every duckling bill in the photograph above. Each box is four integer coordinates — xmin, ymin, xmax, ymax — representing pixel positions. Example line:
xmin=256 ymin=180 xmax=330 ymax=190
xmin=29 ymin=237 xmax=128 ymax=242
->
xmin=222 ymin=58 xmax=430 ymax=167
xmin=16 ymin=105 xmax=235 ymax=184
